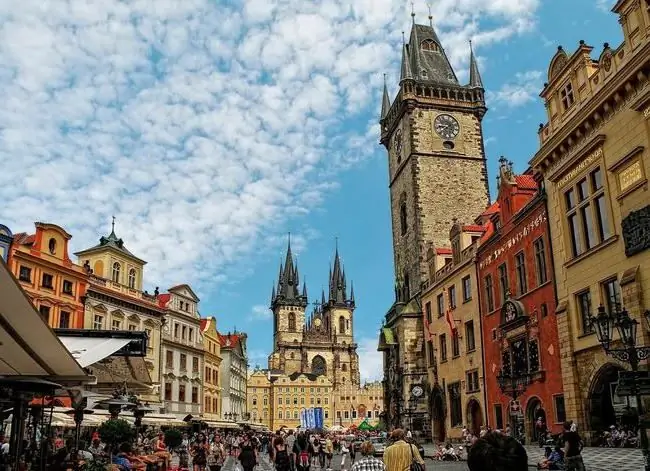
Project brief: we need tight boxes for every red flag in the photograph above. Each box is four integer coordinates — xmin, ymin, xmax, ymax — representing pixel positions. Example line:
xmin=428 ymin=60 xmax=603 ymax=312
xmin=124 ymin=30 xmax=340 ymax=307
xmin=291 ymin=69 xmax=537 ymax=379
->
xmin=423 ymin=315 xmax=431 ymax=341
xmin=446 ymin=309 xmax=457 ymax=334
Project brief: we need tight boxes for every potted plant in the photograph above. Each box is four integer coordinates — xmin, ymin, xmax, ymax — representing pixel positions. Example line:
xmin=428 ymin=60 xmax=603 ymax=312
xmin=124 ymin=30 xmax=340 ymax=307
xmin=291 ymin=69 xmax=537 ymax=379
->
xmin=97 ymin=418 xmax=135 ymax=457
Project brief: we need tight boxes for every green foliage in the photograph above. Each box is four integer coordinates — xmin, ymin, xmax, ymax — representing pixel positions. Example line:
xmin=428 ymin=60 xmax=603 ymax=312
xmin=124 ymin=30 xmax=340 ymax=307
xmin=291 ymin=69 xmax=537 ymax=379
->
xmin=165 ymin=428 xmax=183 ymax=449
xmin=97 ymin=418 xmax=135 ymax=449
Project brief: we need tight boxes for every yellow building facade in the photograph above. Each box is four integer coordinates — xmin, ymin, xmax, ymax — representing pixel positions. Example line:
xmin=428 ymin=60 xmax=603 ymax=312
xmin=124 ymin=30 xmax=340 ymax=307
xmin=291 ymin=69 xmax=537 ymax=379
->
xmin=247 ymin=370 xmax=272 ymax=429
xmin=201 ymin=316 xmax=223 ymax=422
xmin=331 ymin=381 xmax=384 ymax=428
xmin=75 ymin=224 xmax=164 ymax=406
xmin=530 ymin=0 xmax=650 ymax=441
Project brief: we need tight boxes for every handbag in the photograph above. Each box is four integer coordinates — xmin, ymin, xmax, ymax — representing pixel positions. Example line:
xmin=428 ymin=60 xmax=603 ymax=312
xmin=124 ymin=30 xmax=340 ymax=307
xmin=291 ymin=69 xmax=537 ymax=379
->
xmin=409 ymin=443 xmax=425 ymax=471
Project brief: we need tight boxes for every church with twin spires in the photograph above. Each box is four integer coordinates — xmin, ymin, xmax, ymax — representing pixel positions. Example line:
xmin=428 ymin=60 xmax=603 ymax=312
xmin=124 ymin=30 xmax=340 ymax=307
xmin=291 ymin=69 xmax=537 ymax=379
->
xmin=267 ymin=239 xmax=361 ymax=388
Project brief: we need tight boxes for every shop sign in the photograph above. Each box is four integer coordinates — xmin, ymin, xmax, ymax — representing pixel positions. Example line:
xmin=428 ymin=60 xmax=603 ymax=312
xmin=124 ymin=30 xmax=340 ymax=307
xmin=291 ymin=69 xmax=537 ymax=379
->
xmin=619 ymin=161 xmax=643 ymax=192
xmin=479 ymin=211 xmax=547 ymax=269
xmin=557 ymin=147 xmax=603 ymax=188
xmin=643 ymin=105 xmax=650 ymax=120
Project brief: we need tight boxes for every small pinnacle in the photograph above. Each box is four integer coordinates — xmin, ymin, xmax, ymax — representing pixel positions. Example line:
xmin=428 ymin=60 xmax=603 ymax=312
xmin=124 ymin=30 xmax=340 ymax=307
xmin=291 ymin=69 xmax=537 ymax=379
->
xmin=604 ymin=42 xmax=609 ymax=49
xmin=558 ymin=45 xmax=563 ymax=51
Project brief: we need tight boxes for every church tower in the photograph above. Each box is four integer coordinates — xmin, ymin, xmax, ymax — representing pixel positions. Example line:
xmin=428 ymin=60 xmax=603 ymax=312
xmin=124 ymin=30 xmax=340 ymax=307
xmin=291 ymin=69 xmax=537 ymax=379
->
xmin=380 ymin=18 xmax=490 ymax=296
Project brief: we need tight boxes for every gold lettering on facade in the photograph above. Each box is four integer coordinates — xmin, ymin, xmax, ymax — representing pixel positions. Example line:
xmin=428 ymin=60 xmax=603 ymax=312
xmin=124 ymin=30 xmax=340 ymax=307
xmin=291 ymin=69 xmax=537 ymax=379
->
xmin=557 ymin=148 xmax=603 ymax=188
xmin=619 ymin=160 xmax=643 ymax=192
xmin=643 ymin=106 xmax=650 ymax=120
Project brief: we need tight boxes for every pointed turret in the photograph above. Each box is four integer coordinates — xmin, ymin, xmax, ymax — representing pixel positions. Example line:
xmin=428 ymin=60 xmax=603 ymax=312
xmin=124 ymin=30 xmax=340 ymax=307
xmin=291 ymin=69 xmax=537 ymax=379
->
xmin=302 ymin=281 xmax=307 ymax=298
xmin=381 ymin=74 xmax=391 ymax=120
xmin=321 ymin=289 xmax=326 ymax=306
xmin=271 ymin=285 xmax=276 ymax=304
xmin=399 ymin=41 xmax=413 ymax=83
xmin=407 ymin=22 xmax=458 ymax=85
xmin=272 ymin=235 xmax=308 ymax=308
xmin=468 ymin=41 xmax=484 ymax=89
xmin=328 ymin=243 xmax=353 ymax=307
xmin=350 ymin=282 xmax=356 ymax=306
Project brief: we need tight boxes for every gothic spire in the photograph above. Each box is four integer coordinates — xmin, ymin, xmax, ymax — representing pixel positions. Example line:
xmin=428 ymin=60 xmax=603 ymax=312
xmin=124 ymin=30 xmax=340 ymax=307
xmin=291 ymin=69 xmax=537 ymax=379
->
xmin=468 ymin=40 xmax=484 ymax=89
xmin=350 ymin=281 xmax=355 ymax=305
xmin=399 ymin=39 xmax=413 ymax=82
xmin=381 ymin=74 xmax=391 ymax=120
xmin=329 ymin=243 xmax=351 ymax=306
xmin=272 ymin=235 xmax=307 ymax=308
xmin=302 ymin=281 xmax=307 ymax=298
xmin=407 ymin=21 xmax=458 ymax=85
xmin=321 ymin=288 xmax=326 ymax=305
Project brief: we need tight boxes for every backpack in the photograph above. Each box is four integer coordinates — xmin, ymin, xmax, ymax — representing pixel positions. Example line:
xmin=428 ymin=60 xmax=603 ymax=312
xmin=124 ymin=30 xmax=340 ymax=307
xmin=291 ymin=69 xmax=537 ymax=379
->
xmin=299 ymin=450 xmax=309 ymax=468
xmin=275 ymin=446 xmax=290 ymax=470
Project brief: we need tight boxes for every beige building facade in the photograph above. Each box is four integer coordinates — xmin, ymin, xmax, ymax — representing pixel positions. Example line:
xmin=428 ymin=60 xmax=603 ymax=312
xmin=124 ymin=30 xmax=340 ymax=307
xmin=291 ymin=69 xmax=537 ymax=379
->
xmin=75 ymin=224 xmax=164 ymax=406
xmin=201 ymin=316 xmax=223 ymax=422
xmin=247 ymin=370 xmax=272 ymax=429
xmin=332 ymin=381 xmax=384 ymax=428
xmin=530 ymin=0 xmax=650 ymax=441
xmin=421 ymin=224 xmax=485 ymax=443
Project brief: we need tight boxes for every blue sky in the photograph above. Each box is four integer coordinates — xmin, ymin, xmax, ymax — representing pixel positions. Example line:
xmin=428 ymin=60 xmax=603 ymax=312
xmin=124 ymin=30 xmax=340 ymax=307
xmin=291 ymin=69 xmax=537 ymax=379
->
xmin=0 ymin=0 xmax=623 ymax=380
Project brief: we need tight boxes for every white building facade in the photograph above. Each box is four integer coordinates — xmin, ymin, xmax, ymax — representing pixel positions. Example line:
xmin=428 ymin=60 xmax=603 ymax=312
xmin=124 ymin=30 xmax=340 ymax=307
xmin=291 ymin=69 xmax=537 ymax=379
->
xmin=159 ymin=284 xmax=205 ymax=418
xmin=219 ymin=332 xmax=248 ymax=421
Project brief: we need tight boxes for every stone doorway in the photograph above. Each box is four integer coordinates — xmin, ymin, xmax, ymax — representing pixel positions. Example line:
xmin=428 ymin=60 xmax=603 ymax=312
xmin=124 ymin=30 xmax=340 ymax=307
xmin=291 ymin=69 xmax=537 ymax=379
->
xmin=526 ymin=397 xmax=545 ymax=444
xmin=588 ymin=363 xmax=626 ymax=435
xmin=430 ymin=388 xmax=446 ymax=443
xmin=466 ymin=399 xmax=483 ymax=436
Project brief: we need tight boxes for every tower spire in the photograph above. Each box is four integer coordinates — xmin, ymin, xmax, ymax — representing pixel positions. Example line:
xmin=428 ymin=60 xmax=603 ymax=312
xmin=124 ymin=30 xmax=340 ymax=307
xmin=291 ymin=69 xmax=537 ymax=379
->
xmin=381 ymin=74 xmax=391 ymax=120
xmin=411 ymin=2 xmax=415 ymax=23
xmin=427 ymin=3 xmax=433 ymax=27
xmin=111 ymin=216 xmax=116 ymax=235
xmin=468 ymin=40 xmax=484 ymax=89
xmin=400 ymin=39 xmax=413 ymax=82
xmin=272 ymin=234 xmax=306 ymax=308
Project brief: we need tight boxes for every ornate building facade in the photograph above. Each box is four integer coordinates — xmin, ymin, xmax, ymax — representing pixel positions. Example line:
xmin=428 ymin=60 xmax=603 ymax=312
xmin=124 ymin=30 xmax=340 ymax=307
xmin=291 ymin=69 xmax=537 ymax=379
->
xmin=219 ymin=331 xmax=248 ymax=421
xmin=268 ymin=240 xmax=360 ymax=388
xmin=159 ymin=284 xmax=205 ymax=418
xmin=378 ymin=17 xmax=491 ymax=433
xmin=9 ymin=222 xmax=88 ymax=330
xmin=421 ymin=222 xmax=486 ymax=442
xmin=201 ymin=316 xmax=223 ymax=422
xmin=75 ymin=224 xmax=165 ymax=406
xmin=0 ymin=224 xmax=13 ymax=262
xmin=477 ymin=161 xmax=562 ymax=442
xmin=529 ymin=0 xmax=650 ymax=442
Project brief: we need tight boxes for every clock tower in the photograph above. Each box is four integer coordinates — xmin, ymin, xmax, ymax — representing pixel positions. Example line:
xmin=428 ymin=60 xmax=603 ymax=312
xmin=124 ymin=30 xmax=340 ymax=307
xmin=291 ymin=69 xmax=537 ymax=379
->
xmin=380 ymin=19 xmax=491 ymax=295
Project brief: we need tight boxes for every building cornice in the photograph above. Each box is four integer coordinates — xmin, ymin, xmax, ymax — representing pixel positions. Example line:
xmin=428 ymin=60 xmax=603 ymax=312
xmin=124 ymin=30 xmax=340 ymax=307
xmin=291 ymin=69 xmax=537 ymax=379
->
xmin=12 ymin=249 xmax=88 ymax=280
xmin=87 ymin=289 xmax=164 ymax=318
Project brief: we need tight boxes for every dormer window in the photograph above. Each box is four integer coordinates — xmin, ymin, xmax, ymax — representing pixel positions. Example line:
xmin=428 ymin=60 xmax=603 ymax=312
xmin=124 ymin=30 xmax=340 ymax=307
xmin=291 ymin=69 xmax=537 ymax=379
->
xmin=560 ymin=81 xmax=575 ymax=110
xmin=421 ymin=69 xmax=428 ymax=79
xmin=421 ymin=39 xmax=439 ymax=52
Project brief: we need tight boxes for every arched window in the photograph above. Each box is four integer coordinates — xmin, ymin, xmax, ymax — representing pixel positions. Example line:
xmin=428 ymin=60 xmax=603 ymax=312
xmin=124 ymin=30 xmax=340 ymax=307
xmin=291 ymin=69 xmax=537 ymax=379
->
xmin=278 ymin=410 xmax=283 ymax=419
xmin=421 ymin=39 xmax=439 ymax=52
xmin=404 ymin=272 xmax=411 ymax=300
xmin=48 ymin=238 xmax=57 ymax=255
xmin=339 ymin=316 xmax=345 ymax=334
xmin=112 ymin=262 xmax=121 ymax=283
xmin=128 ymin=268 xmax=136 ymax=289
xmin=311 ymin=355 xmax=327 ymax=376
xmin=288 ymin=312 xmax=296 ymax=332
xmin=399 ymin=195 xmax=408 ymax=235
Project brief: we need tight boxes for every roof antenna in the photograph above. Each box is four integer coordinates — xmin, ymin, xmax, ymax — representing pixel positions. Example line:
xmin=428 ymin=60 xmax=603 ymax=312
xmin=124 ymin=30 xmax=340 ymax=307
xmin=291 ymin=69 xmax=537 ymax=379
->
xmin=427 ymin=3 xmax=433 ymax=28
xmin=411 ymin=2 xmax=415 ymax=23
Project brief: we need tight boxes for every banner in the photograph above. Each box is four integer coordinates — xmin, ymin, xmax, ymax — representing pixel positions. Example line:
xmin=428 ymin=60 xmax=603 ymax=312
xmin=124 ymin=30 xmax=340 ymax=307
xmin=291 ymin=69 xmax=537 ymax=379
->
xmin=300 ymin=409 xmax=306 ymax=429
xmin=446 ymin=309 xmax=457 ymax=334
xmin=308 ymin=407 xmax=315 ymax=429
xmin=314 ymin=407 xmax=324 ymax=429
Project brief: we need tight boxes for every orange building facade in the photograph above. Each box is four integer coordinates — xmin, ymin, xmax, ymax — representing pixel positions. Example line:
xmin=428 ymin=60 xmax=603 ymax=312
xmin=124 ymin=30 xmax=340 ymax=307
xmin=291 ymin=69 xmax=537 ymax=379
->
xmin=9 ymin=222 xmax=88 ymax=329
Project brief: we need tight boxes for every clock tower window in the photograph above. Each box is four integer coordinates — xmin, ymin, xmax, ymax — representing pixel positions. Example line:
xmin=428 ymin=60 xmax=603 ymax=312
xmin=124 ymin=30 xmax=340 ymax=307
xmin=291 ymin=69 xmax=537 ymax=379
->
xmin=399 ymin=193 xmax=408 ymax=235
xmin=288 ymin=312 xmax=296 ymax=332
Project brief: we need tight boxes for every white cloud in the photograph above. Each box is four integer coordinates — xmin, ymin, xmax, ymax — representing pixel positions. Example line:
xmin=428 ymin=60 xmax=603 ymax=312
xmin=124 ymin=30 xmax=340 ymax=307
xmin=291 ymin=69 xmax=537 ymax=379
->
xmin=486 ymin=70 xmax=544 ymax=109
xmin=358 ymin=337 xmax=383 ymax=383
xmin=250 ymin=304 xmax=272 ymax=321
xmin=0 ymin=0 xmax=542 ymax=295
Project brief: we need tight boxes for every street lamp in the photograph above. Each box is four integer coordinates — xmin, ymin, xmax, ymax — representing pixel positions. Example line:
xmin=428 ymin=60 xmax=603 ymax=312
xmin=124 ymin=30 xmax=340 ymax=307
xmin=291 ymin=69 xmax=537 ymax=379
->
xmin=496 ymin=368 xmax=532 ymax=442
xmin=590 ymin=306 xmax=650 ymax=471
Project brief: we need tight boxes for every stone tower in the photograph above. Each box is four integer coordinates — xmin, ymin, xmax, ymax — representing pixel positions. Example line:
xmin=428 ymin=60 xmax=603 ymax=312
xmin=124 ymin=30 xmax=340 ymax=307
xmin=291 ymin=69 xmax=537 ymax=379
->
xmin=379 ymin=19 xmax=490 ymax=295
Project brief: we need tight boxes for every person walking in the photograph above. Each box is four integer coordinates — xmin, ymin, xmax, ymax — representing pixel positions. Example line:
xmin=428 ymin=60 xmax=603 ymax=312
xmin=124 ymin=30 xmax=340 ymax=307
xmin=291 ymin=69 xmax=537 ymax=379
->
xmin=238 ymin=434 xmax=258 ymax=471
xmin=561 ymin=421 xmax=585 ymax=471
xmin=293 ymin=433 xmax=312 ymax=471
xmin=273 ymin=436 xmax=292 ymax=471
xmin=383 ymin=429 xmax=424 ymax=471
xmin=286 ymin=430 xmax=296 ymax=471
xmin=351 ymin=442 xmax=385 ymax=471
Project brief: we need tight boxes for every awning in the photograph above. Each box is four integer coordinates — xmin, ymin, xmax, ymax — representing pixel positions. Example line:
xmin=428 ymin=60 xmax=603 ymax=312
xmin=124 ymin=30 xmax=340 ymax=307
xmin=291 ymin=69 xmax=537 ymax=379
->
xmin=58 ymin=337 xmax=132 ymax=368
xmin=0 ymin=260 xmax=88 ymax=383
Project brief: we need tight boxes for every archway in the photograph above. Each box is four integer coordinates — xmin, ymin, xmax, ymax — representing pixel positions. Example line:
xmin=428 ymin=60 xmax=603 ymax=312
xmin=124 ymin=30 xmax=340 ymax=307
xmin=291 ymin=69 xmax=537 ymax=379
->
xmin=525 ymin=397 xmax=545 ymax=443
xmin=466 ymin=399 xmax=483 ymax=436
xmin=311 ymin=355 xmax=327 ymax=376
xmin=588 ymin=363 xmax=627 ymax=433
xmin=430 ymin=387 xmax=446 ymax=443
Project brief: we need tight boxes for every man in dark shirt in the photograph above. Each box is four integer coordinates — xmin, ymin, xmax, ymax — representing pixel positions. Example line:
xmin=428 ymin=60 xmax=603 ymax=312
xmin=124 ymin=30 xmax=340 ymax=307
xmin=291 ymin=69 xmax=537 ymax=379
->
xmin=467 ymin=432 xmax=528 ymax=471
xmin=562 ymin=421 xmax=585 ymax=471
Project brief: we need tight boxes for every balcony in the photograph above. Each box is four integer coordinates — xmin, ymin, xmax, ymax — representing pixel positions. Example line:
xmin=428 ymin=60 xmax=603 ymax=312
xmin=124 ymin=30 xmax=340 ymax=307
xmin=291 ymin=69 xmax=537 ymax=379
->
xmin=162 ymin=331 xmax=202 ymax=350
xmin=89 ymin=275 xmax=159 ymax=304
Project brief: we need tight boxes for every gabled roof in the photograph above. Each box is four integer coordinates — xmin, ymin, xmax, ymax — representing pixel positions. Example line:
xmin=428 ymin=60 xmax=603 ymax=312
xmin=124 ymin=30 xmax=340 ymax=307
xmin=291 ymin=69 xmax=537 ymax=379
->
xmin=435 ymin=248 xmax=452 ymax=255
xmin=463 ymin=225 xmax=486 ymax=232
xmin=515 ymin=174 xmax=537 ymax=190
xmin=158 ymin=294 xmax=171 ymax=308
xmin=13 ymin=233 xmax=35 ymax=246
xmin=74 ymin=227 xmax=146 ymax=265
xmin=169 ymin=284 xmax=200 ymax=302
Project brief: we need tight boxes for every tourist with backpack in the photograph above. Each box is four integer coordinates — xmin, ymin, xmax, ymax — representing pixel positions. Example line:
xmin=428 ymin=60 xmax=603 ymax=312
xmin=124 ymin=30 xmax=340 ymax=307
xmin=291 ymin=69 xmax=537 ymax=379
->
xmin=273 ymin=436 xmax=292 ymax=471
xmin=293 ymin=433 xmax=312 ymax=471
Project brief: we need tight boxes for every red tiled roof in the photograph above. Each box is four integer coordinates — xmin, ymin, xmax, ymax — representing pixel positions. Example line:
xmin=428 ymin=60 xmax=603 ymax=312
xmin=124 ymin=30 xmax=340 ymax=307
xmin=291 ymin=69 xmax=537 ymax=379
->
xmin=435 ymin=248 xmax=452 ymax=255
xmin=515 ymin=174 xmax=537 ymax=190
xmin=462 ymin=225 xmax=486 ymax=232
xmin=218 ymin=332 xmax=241 ymax=348
xmin=13 ymin=232 xmax=35 ymax=246
xmin=200 ymin=318 xmax=209 ymax=331
xmin=482 ymin=201 xmax=500 ymax=216
xmin=157 ymin=294 xmax=171 ymax=308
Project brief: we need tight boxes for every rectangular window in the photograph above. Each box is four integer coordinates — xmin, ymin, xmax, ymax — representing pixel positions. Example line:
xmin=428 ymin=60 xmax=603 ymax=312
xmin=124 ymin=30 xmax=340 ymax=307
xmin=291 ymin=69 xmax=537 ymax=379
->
xmin=18 ymin=266 xmax=31 ymax=282
xmin=192 ymin=387 xmax=199 ymax=404
xmin=533 ymin=237 xmax=548 ymax=285
xmin=164 ymin=383 xmax=172 ymax=401
xmin=192 ymin=357 xmax=199 ymax=373
xmin=494 ymin=404 xmax=504 ymax=430
xmin=182 ymin=325 xmax=187 ymax=340
xmin=437 ymin=294 xmax=444 ymax=317
xmin=39 ymin=305 xmax=50 ymax=323
xmin=560 ymin=81 xmax=575 ymax=110
xmin=465 ymin=320 xmax=476 ymax=352
xmin=448 ymin=285 xmax=457 ymax=309
xmin=41 ymin=273 xmax=54 ymax=289
xmin=462 ymin=276 xmax=471 ymax=302
xmin=498 ymin=263 xmax=509 ymax=303
xmin=451 ymin=331 xmax=460 ymax=357
xmin=565 ymin=168 xmax=611 ymax=259
xmin=189 ymin=328 xmax=194 ymax=342
xmin=466 ymin=370 xmax=480 ymax=392
xmin=59 ymin=311 xmax=70 ymax=328
xmin=577 ymin=290 xmax=593 ymax=334
xmin=485 ymin=275 xmax=494 ymax=312
xmin=448 ymin=382 xmax=462 ymax=427
xmin=93 ymin=314 xmax=103 ymax=330
xmin=439 ymin=334 xmax=447 ymax=362
xmin=427 ymin=340 xmax=435 ymax=365
xmin=554 ymin=395 xmax=567 ymax=423
xmin=515 ymin=251 xmax=527 ymax=295
xmin=602 ymin=278 xmax=622 ymax=314
xmin=166 ymin=350 xmax=173 ymax=367
xmin=111 ymin=319 xmax=121 ymax=330
xmin=62 ymin=280 xmax=74 ymax=295
xmin=174 ymin=323 xmax=179 ymax=337
xmin=180 ymin=353 xmax=187 ymax=371
xmin=178 ymin=384 xmax=186 ymax=402
xmin=128 ymin=324 xmax=137 ymax=331
xmin=425 ymin=302 xmax=432 ymax=325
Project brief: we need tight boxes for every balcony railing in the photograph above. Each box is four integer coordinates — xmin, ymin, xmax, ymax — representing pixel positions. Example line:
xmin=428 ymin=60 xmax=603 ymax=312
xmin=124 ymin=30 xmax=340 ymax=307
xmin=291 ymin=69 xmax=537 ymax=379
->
xmin=89 ymin=275 xmax=159 ymax=304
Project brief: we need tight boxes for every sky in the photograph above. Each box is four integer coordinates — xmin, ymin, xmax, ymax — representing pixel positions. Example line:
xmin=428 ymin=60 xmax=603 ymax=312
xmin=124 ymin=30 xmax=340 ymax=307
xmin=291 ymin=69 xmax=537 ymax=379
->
xmin=0 ymin=0 xmax=624 ymax=382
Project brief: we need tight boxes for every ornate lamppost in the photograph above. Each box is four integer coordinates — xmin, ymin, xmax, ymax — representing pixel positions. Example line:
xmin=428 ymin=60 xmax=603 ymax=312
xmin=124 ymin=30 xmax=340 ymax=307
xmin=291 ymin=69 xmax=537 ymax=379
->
xmin=589 ymin=305 xmax=650 ymax=471
xmin=496 ymin=368 xmax=531 ymax=442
